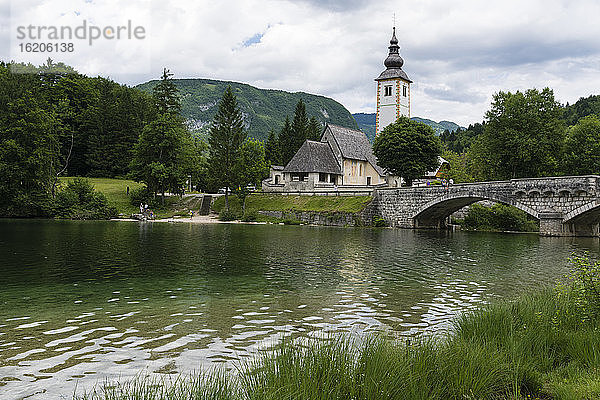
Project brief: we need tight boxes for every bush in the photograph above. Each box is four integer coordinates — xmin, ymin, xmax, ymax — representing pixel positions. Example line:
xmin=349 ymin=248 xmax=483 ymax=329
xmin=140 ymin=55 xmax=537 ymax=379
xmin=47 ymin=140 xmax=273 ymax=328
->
xmin=218 ymin=209 xmax=239 ymax=221
xmin=241 ymin=210 xmax=258 ymax=222
xmin=129 ymin=187 xmax=162 ymax=210
xmin=283 ymin=219 xmax=302 ymax=225
xmin=556 ymin=254 xmax=600 ymax=323
xmin=462 ymin=203 xmax=538 ymax=232
xmin=54 ymin=178 xmax=117 ymax=220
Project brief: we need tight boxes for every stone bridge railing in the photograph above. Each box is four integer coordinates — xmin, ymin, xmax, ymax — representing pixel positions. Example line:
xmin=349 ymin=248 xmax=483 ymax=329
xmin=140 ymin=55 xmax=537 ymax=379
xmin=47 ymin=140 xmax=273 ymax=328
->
xmin=366 ymin=175 xmax=600 ymax=236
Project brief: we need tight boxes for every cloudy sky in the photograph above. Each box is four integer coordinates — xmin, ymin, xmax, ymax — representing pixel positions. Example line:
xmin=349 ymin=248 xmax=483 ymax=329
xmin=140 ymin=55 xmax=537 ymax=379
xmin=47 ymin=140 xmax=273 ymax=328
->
xmin=3 ymin=0 xmax=600 ymax=125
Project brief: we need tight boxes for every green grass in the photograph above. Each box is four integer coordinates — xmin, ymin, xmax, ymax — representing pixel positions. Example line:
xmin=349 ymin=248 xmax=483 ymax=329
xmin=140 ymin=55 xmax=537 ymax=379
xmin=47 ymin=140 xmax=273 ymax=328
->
xmin=212 ymin=194 xmax=372 ymax=221
xmin=74 ymin=256 xmax=600 ymax=400
xmin=59 ymin=177 xmax=144 ymax=216
xmin=58 ymin=178 xmax=207 ymax=219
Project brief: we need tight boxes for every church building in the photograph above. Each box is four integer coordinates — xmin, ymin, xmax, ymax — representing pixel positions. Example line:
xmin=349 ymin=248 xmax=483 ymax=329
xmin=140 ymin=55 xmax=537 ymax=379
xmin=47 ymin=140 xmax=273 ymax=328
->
xmin=262 ymin=28 xmax=410 ymax=193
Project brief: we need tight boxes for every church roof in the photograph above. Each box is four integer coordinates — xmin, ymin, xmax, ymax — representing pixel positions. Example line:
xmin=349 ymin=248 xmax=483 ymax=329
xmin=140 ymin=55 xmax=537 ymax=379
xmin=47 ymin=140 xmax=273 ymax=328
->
xmin=325 ymin=124 xmax=386 ymax=176
xmin=283 ymin=140 xmax=341 ymax=174
xmin=376 ymin=27 xmax=412 ymax=83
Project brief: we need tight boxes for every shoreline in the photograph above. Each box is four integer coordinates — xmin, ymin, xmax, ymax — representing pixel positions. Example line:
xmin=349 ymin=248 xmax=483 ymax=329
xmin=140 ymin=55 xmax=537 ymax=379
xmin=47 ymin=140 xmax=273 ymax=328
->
xmin=110 ymin=214 xmax=267 ymax=225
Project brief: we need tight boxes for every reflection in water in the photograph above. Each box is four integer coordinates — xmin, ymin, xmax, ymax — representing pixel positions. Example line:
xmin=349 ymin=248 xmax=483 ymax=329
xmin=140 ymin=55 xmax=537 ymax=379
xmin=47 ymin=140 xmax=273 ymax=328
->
xmin=0 ymin=220 xmax=598 ymax=399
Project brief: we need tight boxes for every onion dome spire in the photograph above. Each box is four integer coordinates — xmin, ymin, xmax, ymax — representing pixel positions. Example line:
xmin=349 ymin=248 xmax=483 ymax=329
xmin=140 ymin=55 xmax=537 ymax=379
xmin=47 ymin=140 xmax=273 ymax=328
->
xmin=375 ymin=27 xmax=411 ymax=82
xmin=384 ymin=27 xmax=404 ymax=69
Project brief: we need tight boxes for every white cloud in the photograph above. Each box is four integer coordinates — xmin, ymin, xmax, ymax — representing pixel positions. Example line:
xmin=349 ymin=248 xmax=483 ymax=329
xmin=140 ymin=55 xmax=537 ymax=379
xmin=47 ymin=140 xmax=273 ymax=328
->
xmin=2 ymin=0 xmax=600 ymax=126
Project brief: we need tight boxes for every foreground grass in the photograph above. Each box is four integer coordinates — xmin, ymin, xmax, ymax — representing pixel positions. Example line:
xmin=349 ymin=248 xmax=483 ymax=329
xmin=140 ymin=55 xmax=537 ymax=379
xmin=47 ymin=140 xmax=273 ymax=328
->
xmin=212 ymin=194 xmax=372 ymax=220
xmin=59 ymin=177 xmax=144 ymax=216
xmin=75 ymin=256 xmax=600 ymax=400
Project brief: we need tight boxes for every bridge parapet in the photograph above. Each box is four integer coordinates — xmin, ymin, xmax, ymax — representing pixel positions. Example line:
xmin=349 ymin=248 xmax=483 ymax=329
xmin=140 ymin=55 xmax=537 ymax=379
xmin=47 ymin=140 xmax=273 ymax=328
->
xmin=371 ymin=175 xmax=600 ymax=236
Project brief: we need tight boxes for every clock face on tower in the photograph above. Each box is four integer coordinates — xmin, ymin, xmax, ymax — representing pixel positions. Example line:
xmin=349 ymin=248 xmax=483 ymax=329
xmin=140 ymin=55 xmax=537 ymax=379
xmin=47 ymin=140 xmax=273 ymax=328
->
xmin=375 ymin=27 xmax=411 ymax=135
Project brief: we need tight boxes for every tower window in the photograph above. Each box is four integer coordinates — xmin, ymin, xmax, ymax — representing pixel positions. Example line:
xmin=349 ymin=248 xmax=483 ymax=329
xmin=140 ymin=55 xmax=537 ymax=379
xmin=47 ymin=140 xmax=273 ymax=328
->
xmin=403 ymin=86 xmax=407 ymax=97
xmin=384 ymin=85 xmax=392 ymax=96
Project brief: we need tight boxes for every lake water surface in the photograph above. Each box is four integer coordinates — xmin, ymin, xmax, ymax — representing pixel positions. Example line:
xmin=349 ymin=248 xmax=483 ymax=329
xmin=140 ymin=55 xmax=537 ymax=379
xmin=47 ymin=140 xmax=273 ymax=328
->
xmin=0 ymin=220 xmax=598 ymax=399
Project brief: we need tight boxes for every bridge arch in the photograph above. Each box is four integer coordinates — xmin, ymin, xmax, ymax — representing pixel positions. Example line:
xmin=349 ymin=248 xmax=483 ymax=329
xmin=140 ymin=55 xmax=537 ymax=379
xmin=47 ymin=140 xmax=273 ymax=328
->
xmin=563 ymin=201 xmax=600 ymax=224
xmin=412 ymin=191 xmax=539 ymax=228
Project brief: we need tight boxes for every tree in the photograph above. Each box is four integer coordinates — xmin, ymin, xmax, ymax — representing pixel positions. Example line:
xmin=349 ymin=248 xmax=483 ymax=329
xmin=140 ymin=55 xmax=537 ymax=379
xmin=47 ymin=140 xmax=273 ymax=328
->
xmin=0 ymin=63 xmax=60 ymax=216
xmin=372 ymin=116 xmax=441 ymax=186
xmin=441 ymin=149 xmax=474 ymax=183
xmin=307 ymin=116 xmax=322 ymax=141
xmin=234 ymin=139 xmax=269 ymax=214
xmin=562 ymin=115 xmax=600 ymax=175
xmin=469 ymin=88 xmax=565 ymax=180
xmin=153 ymin=68 xmax=181 ymax=115
xmin=278 ymin=116 xmax=295 ymax=166
xmin=440 ymin=123 xmax=484 ymax=154
xmin=264 ymin=129 xmax=281 ymax=166
xmin=207 ymin=86 xmax=246 ymax=210
xmin=563 ymin=95 xmax=600 ymax=126
xmin=291 ymin=99 xmax=309 ymax=147
xmin=130 ymin=114 xmax=193 ymax=203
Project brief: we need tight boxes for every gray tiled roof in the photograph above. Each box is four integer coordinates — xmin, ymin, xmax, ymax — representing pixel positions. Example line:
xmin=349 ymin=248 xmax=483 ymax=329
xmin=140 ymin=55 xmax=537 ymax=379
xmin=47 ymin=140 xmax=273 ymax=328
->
xmin=283 ymin=140 xmax=341 ymax=174
xmin=326 ymin=124 xmax=386 ymax=176
xmin=375 ymin=68 xmax=412 ymax=82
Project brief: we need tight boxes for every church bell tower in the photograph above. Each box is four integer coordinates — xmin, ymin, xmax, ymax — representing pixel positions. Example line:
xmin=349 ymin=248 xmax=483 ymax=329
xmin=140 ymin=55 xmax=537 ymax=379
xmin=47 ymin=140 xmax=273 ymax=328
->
xmin=375 ymin=27 xmax=412 ymax=135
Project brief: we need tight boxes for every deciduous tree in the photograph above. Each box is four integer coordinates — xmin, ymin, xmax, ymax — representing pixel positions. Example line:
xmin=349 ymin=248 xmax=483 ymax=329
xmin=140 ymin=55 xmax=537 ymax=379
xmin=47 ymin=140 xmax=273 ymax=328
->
xmin=562 ymin=115 xmax=600 ymax=175
xmin=373 ymin=116 xmax=441 ymax=186
xmin=469 ymin=88 xmax=565 ymax=180
xmin=234 ymin=138 xmax=269 ymax=213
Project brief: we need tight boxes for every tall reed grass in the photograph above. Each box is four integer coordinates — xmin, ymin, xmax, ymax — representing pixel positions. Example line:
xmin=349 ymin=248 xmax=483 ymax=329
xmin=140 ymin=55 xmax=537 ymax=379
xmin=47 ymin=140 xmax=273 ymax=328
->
xmin=75 ymin=255 xmax=600 ymax=400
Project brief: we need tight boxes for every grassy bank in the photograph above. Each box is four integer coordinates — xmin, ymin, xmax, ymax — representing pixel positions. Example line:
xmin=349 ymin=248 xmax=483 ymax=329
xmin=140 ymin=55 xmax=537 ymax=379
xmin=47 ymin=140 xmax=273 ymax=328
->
xmin=75 ymin=256 xmax=600 ymax=400
xmin=58 ymin=177 xmax=205 ymax=219
xmin=59 ymin=177 xmax=144 ymax=216
xmin=212 ymin=194 xmax=372 ymax=222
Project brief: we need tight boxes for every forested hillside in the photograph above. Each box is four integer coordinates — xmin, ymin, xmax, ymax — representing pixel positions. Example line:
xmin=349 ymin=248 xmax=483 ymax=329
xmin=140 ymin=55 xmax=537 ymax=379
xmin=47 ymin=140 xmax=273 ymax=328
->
xmin=352 ymin=112 xmax=463 ymax=141
xmin=136 ymin=79 xmax=358 ymax=141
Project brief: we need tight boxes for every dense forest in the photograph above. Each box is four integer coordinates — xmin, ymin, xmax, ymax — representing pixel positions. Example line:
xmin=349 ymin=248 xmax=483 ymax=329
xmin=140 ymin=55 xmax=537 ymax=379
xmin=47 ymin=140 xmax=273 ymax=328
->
xmin=0 ymin=60 xmax=176 ymax=216
xmin=0 ymin=60 xmax=318 ymax=218
xmin=440 ymin=91 xmax=600 ymax=183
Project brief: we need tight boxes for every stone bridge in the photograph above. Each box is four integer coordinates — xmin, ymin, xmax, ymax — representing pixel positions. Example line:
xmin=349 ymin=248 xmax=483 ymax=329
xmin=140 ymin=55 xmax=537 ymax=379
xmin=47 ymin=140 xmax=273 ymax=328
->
xmin=367 ymin=175 xmax=600 ymax=236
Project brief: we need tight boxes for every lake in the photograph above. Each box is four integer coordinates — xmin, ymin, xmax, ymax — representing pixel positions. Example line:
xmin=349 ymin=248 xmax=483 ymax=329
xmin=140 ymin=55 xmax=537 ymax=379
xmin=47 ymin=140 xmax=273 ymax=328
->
xmin=0 ymin=220 xmax=598 ymax=399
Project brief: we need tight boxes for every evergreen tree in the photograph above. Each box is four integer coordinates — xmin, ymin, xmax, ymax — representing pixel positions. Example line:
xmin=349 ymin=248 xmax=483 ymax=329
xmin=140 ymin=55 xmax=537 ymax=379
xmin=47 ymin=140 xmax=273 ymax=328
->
xmin=153 ymin=68 xmax=181 ymax=115
xmin=307 ymin=116 xmax=322 ymax=141
xmin=291 ymin=99 xmax=309 ymax=149
xmin=265 ymin=129 xmax=281 ymax=166
xmin=207 ymin=86 xmax=246 ymax=210
xmin=278 ymin=116 xmax=295 ymax=166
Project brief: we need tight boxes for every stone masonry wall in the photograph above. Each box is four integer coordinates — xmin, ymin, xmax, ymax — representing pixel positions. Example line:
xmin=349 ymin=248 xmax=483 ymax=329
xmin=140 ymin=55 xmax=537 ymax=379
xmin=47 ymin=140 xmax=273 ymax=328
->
xmin=374 ymin=176 xmax=600 ymax=236
xmin=258 ymin=210 xmax=364 ymax=227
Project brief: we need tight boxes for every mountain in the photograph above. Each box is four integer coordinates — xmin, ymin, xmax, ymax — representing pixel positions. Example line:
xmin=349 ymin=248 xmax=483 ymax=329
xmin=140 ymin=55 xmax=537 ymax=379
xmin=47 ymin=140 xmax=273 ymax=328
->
xmin=136 ymin=79 xmax=358 ymax=141
xmin=352 ymin=113 xmax=464 ymax=141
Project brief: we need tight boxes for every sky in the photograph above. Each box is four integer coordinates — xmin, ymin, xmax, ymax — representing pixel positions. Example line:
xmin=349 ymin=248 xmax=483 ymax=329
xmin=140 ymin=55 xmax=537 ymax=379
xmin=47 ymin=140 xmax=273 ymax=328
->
xmin=3 ymin=0 xmax=600 ymax=126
